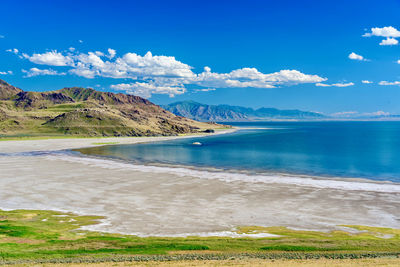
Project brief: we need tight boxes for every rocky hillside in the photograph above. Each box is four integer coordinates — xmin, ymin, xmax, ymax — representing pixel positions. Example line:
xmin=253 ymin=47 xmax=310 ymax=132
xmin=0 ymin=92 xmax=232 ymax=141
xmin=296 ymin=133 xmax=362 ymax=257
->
xmin=0 ymin=80 xmax=223 ymax=137
xmin=0 ymin=79 xmax=22 ymax=100
xmin=163 ymin=101 xmax=325 ymax=121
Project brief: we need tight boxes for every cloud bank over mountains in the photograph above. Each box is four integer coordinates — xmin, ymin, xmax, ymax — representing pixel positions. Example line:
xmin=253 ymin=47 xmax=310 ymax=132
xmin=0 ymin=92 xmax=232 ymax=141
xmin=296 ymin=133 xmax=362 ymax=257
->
xmin=8 ymin=49 xmax=327 ymax=97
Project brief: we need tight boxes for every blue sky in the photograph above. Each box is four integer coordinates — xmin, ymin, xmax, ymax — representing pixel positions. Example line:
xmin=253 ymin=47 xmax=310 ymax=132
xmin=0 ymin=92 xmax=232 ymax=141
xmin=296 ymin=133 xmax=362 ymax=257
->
xmin=0 ymin=0 xmax=399 ymax=114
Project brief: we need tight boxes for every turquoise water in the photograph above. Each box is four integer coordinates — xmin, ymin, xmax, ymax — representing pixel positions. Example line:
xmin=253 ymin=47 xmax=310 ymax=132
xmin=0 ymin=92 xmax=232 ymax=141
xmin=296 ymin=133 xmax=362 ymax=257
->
xmin=77 ymin=121 xmax=400 ymax=182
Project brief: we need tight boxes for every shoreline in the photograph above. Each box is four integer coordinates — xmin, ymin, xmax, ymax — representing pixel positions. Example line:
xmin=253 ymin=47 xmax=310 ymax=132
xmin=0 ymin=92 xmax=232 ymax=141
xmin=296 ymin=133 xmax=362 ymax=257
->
xmin=0 ymin=128 xmax=237 ymax=153
xmin=3 ymin=125 xmax=400 ymax=192
xmin=1 ymin=128 xmax=400 ymax=236
xmin=57 ymin=152 xmax=400 ymax=194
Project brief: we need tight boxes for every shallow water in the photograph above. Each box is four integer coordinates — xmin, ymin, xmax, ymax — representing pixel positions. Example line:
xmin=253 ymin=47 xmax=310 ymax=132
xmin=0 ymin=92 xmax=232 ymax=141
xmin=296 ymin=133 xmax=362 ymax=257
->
xmin=77 ymin=121 xmax=400 ymax=182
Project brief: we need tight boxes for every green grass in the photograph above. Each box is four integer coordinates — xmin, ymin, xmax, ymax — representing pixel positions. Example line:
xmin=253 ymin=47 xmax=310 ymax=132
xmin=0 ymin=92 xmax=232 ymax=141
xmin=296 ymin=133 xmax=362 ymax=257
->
xmin=45 ymin=103 xmax=86 ymax=112
xmin=0 ymin=128 xmax=229 ymax=141
xmin=0 ymin=210 xmax=399 ymax=264
xmin=0 ymin=135 xmax=127 ymax=141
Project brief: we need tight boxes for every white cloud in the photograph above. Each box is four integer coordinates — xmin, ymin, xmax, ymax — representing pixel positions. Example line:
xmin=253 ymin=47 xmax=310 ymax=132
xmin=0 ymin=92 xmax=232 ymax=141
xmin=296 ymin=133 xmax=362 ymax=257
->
xmin=362 ymin=80 xmax=373 ymax=84
xmin=315 ymin=83 xmax=331 ymax=87
xmin=379 ymin=37 xmax=398 ymax=46
xmin=69 ymin=47 xmax=75 ymax=52
xmin=335 ymin=82 xmax=355 ymax=87
xmin=79 ymin=40 xmax=83 ymax=43
xmin=316 ymin=82 xmax=354 ymax=87
xmin=6 ymin=48 xmax=19 ymax=54
xmin=194 ymin=88 xmax=216 ymax=92
xmin=94 ymin=51 xmax=104 ymax=57
xmin=363 ymin=26 xmax=400 ymax=38
xmin=13 ymin=49 xmax=327 ymax=98
xmin=379 ymin=81 xmax=400 ymax=86
xmin=68 ymin=68 xmax=96 ymax=79
xmin=0 ymin=70 xmax=12 ymax=75
xmin=363 ymin=26 xmax=400 ymax=46
xmin=121 ymin=51 xmax=195 ymax=78
xmin=22 ymin=51 xmax=73 ymax=66
xmin=0 ymin=35 xmax=4 ymax=39
xmin=111 ymin=68 xmax=326 ymax=97
xmin=107 ymin=48 xmax=116 ymax=59
xmin=348 ymin=52 xmax=367 ymax=61
xmin=397 ymin=59 xmax=400 ymax=64
xmin=111 ymin=81 xmax=186 ymax=98
xmin=22 ymin=67 xmax=66 ymax=78
xmin=191 ymin=68 xmax=325 ymax=89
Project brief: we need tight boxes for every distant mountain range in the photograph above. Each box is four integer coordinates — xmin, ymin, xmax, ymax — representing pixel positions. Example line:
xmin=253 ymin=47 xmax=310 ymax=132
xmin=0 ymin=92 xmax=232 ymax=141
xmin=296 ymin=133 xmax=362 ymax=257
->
xmin=163 ymin=101 xmax=326 ymax=121
xmin=0 ymin=79 xmax=221 ymax=137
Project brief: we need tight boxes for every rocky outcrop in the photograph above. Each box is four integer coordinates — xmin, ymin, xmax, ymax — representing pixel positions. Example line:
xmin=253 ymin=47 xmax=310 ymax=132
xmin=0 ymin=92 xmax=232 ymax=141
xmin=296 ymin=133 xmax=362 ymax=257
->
xmin=14 ymin=91 xmax=75 ymax=109
xmin=0 ymin=79 xmax=22 ymax=100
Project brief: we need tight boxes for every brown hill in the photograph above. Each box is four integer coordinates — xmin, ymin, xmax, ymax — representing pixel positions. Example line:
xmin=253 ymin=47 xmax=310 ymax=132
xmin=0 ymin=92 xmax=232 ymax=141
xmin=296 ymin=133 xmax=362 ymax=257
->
xmin=0 ymin=79 xmax=22 ymax=100
xmin=0 ymin=79 xmax=225 ymax=137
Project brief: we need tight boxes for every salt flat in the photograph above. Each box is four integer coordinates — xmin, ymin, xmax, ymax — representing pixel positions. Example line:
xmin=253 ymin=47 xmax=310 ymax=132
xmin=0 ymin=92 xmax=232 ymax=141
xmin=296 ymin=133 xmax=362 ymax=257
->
xmin=0 ymin=133 xmax=399 ymax=236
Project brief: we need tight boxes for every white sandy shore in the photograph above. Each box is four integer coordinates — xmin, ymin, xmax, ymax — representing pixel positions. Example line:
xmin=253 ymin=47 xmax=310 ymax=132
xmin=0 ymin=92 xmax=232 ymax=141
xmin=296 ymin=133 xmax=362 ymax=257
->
xmin=0 ymin=130 xmax=400 ymax=236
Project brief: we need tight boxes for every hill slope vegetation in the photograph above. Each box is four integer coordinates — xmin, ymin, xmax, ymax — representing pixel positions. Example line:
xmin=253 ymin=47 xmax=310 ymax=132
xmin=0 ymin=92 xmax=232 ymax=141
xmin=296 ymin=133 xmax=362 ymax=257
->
xmin=0 ymin=80 xmax=222 ymax=137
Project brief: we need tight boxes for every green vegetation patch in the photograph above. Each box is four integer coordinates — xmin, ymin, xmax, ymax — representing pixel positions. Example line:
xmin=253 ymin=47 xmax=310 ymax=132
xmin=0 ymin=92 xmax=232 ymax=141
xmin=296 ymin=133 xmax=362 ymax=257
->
xmin=92 ymin=142 xmax=120 ymax=145
xmin=0 ymin=210 xmax=399 ymax=264
xmin=45 ymin=103 xmax=86 ymax=112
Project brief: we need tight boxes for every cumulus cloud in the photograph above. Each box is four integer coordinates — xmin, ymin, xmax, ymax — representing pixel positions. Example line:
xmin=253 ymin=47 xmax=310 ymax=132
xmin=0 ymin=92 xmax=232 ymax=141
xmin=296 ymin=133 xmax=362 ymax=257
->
xmin=22 ymin=51 xmax=74 ymax=66
xmin=0 ymin=35 xmax=4 ymax=39
xmin=397 ymin=59 xmax=400 ymax=64
xmin=363 ymin=26 xmax=400 ymax=46
xmin=13 ymin=49 xmax=327 ymax=97
xmin=363 ymin=26 xmax=400 ymax=38
xmin=362 ymin=80 xmax=373 ymax=84
xmin=0 ymin=70 xmax=12 ymax=75
xmin=189 ymin=68 xmax=325 ymax=89
xmin=380 ymin=37 xmax=398 ymax=46
xmin=348 ymin=52 xmax=367 ymax=61
xmin=109 ymin=67 xmax=326 ymax=97
xmin=111 ymin=81 xmax=186 ymax=98
xmin=379 ymin=81 xmax=400 ymax=86
xmin=107 ymin=48 xmax=116 ymax=59
xmin=120 ymin=51 xmax=194 ymax=78
xmin=316 ymin=82 xmax=354 ymax=87
xmin=22 ymin=67 xmax=66 ymax=78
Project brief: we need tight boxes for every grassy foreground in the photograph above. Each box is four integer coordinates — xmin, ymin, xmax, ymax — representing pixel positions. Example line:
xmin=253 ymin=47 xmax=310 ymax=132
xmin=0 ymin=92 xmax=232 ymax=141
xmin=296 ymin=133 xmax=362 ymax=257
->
xmin=0 ymin=210 xmax=399 ymax=265
xmin=11 ymin=258 xmax=400 ymax=267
